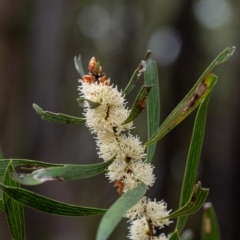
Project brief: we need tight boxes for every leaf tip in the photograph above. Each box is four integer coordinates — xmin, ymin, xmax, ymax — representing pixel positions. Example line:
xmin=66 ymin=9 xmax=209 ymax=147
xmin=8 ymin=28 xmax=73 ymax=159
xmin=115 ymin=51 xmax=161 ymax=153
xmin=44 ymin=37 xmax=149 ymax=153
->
xmin=33 ymin=104 xmax=43 ymax=115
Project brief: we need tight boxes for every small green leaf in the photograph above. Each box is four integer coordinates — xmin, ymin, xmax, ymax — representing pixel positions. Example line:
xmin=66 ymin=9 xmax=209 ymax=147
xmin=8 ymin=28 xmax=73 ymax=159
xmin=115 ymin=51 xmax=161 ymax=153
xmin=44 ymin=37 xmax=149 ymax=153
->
xmin=144 ymin=46 xmax=236 ymax=147
xmin=33 ymin=104 xmax=85 ymax=124
xmin=3 ymin=161 xmax=25 ymax=240
xmin=176 ymin=95 xmax=211 ymax=233
xmin=122 ymin=60 xmax=147 ymax=96
xmin=77 ymin=97 xmax=100 ymax=109
xmin=74 ymin=55 xmax=85 ymax=77
xmin=166 ymin=182 xmax=209 ymax=219
xmin=169 ymin=230 xmax=180 ymax=240
xmin=0 ymin=159 xmax=62 ymax=176
xmin=10 ymin=158 xmax=114 ymax=185
xmin=96 ymin=183 xmax=146 ymax=240
xmin=122 ymin=85 xmax=152 ymax=124
xmin=201 ymin=203 xmax=221 ymax=240
xmin=0 ymin=184 xmax=106 ymax=216
xmin=144 ymin=57 xmax=160 ymax=163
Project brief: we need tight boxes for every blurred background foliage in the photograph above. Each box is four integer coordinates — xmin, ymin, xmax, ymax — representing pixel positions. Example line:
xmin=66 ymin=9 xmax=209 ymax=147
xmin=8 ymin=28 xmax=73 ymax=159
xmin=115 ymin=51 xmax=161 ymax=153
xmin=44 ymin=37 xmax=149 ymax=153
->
xmin=0 ymin=0 xmax=239 ymax=239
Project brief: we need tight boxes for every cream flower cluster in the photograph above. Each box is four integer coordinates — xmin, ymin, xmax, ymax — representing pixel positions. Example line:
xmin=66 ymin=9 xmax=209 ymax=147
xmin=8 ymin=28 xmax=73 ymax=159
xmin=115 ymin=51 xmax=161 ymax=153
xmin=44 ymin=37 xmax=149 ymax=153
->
xmin=78 ymin=57 xmax=172 ymax=239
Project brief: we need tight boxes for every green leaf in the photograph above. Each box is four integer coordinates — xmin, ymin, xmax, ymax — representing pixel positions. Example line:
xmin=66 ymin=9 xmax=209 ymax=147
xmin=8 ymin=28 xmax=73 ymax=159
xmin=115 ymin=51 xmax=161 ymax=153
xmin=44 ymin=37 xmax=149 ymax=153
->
xmin=10 ymin=158 xmax=114 ymax=186
xmin=176 ymin=94 xmax=211 ymax=233
xmin=122 ymin=60 xmax=147 ymax=96
xmin=74 ymin=55 xmax=85 ymax=77
xmin=0 ymin=159 xmax=62 ymax=176
xmin=77 ymin=97 xmax=100 ymax=109
xmin=144 ymin=46 xmax=236 ymax=147
xmin=144 ymin=57 xmax=160 ymax=163
xmin=166 ymin=182 xmax=209 ymax=219
xmin=96 ymin=183 xmax=146 ymax=240
xmin=169 ymin=230 xmax=180 ymax=240
xmin=122 ymin=85 xmax=152 ymax=124
xmin=33 ymin=104 xmax=85 ymax=124
xmin=3 ymin=161 xmax=25 ymax=240
xmin=201 ymin=203 xmax=221 ymax=240
xmin=145 ymin=72 xmax=217 ymax=147
xmin=0 ymin=184 xmax=106 ymax=216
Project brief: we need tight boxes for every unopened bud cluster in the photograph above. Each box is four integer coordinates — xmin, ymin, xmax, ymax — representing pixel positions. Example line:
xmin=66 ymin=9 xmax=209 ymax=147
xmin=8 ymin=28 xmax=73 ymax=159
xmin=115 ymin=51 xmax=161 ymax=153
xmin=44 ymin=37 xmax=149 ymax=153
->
xmin=78 ymin=57 xmax=172 ymax=239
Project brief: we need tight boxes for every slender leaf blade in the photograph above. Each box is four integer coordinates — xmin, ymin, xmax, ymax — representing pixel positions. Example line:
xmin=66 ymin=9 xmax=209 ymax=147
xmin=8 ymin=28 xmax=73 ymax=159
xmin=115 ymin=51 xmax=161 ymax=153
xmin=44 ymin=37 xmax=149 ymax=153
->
xmin=0 ymin=159 xmax=62 ymax=176
xmin=122 ymin=85 xmax=152 ymax=124
xmin=0 ymin=199 xmax=4 ymax=212
xmin=145 ymin=72 xmax=217 ymax=147
xmin=10 ymin=158 xmax=114 ymax=185
xmin=201 ymin=203 xmax=221 ymax=240
xmin=169 ymin=230 xmax=180 ymax=240
xmin=0 ymin=184 xmax=106 ymax=216
xmin=167 ymin=182 xmax=209 ymax=219
xmin=33 ymin=104 xmax=85 ymax=124
xmin=3 ymin=161 xmax=25 ymax=240
xmin=144 ymin=58 xmax=160 ymax=163
xmin=96 ymin=183 xmax=146 ymax=240
xmin=176 ymin=94 xmax=211 ymax=233
xmin=122 ymin=61 xmax=147 ymax=96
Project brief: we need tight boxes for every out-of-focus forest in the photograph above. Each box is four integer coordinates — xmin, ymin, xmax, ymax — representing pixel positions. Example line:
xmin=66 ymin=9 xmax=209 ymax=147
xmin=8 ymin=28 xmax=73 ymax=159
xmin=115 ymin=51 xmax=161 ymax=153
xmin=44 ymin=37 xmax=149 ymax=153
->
xmin=0 ymin=0 xmax=239 ymax=239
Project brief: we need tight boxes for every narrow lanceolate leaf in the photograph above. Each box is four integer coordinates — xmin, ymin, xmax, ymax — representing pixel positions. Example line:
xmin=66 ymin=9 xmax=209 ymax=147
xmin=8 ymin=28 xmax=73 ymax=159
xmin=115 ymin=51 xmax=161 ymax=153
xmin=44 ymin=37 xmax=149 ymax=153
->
xmin=122 ymin=85 xmax=152 ymax=124
xmin=10 ymin=158 xmax=114 ymax=186
xmin=201 ymin=203 xmax=221 ymax=240
xmin=122 ymin=60 xmax=147 ymax=96
xmin=165 ymin=182 xmax=209 ymax=219
xmin=144 ymin=46 xmax=236 ymax=147
xmin=74 ymin=55 xmax=85 ymax=77
xmin=3 ymin=161 xmax=25 ymax=240
xmin=176 ymin=95 xmax=211 ymax=233
xmin=169 ymin=230 xmax=180 ymax=240
xmin=145 ymin=72 xmax=217 ymax=147
xmin=77 ymin=97 xmax=100 ymax=109
xmin=0 ymin=159 xmax=61 ymax=176
xmin=96 ymin=183 xmax=146 ymax=240
xmin=144 ymin=56 xmax=160 ymax=163
xmin=0 ymin=184 xmax=106 ymax=216
xmin=33 ymin=104 xmax=85 ymax=124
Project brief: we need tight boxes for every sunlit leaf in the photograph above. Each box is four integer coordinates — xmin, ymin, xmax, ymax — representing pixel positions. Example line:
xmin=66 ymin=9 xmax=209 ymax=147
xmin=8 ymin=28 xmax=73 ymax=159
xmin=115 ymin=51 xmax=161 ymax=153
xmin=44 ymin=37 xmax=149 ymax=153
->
xmin=166 ymin=182 xmax=209 ymax=219
xmin=176 ymin=95 xmax=211 ymax=233
xmin=3 ymin=161 xmax=25 ymax=240
xmin=33 ymin=104 xmax=85 ymax=124
xmin=0 ymin=159 xmax=61 ymax=176
xmin=122 ymin=85 xmax=152 ymax=124
xmin=144 ymin=56 xmax=160 ymax=163
xmin=77 ymin=97 xmax=100 ymax=109
xmin=96 ymin=183 xmax=146 ymax=240
xmin=201 ymin=202 xmax=221 ymax=240
xmin=122 ymin=60 xmax=147 ymax=96
xmin=144 ymin=46 xmax=236 ymax=147
xmin=0 ymin=184 xmax=106 ymax=216
xmin=169 ymin=230 xmax=180 ymax=240
xmin=10 ymin=158 xmax=114 ymax=185
xmin=74 ymin=55 xmax=85 ymax=77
